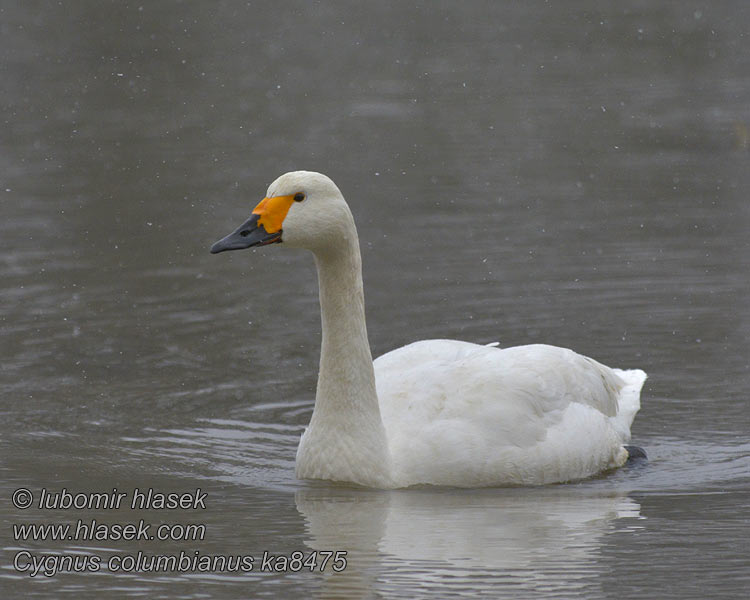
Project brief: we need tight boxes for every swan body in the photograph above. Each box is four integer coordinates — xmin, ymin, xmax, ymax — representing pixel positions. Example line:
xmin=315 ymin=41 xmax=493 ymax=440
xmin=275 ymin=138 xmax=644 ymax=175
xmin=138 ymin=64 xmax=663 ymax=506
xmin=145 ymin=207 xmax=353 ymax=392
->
xmin=211 ymin=171 xmax=646 ymax=488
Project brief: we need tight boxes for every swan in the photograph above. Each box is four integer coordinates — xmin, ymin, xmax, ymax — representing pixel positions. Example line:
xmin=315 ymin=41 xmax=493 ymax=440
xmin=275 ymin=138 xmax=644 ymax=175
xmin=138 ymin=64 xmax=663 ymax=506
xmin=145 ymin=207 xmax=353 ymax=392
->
xmin=210 ymin=170 xmax=647 ymax=488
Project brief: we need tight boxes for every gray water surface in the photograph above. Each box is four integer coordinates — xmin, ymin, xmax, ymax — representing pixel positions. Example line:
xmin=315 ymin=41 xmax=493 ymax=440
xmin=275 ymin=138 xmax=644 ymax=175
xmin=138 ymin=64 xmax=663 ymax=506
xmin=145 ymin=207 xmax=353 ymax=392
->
xmin=2 ymin=2 xmax=749 ymax=598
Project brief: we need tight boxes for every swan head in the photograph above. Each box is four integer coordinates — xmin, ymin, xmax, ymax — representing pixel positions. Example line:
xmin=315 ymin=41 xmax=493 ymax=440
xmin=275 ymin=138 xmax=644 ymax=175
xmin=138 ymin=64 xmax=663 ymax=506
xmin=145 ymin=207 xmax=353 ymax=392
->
xmin=210 ymin=171 xmax=355 ymax=255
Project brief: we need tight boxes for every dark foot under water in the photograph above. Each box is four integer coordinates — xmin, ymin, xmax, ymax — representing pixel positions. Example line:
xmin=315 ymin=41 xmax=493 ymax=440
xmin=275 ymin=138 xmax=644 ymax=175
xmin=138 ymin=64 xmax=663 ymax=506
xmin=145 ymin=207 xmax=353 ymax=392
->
xmin=624 ymin=445 xmax=648 ymax=465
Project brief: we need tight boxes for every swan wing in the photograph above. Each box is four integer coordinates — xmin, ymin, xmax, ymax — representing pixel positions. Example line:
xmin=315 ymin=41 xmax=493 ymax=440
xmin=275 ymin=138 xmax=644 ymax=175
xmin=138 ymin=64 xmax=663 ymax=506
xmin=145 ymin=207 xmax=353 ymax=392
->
xmin=374 ymin=340 xmax=646 ymax=486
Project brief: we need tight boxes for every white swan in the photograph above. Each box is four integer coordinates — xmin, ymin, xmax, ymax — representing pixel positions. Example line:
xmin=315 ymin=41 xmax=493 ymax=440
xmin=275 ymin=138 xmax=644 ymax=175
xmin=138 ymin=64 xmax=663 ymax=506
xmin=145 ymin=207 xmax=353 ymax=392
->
xmin=211 ymin=170 xmax=647 ymax=488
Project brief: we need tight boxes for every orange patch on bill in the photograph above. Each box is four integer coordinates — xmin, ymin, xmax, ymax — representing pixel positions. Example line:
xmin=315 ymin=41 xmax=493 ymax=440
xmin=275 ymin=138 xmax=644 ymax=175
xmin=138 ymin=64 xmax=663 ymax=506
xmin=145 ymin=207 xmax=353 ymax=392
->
xmin=252 ymin=195 xmax=295 ymax=233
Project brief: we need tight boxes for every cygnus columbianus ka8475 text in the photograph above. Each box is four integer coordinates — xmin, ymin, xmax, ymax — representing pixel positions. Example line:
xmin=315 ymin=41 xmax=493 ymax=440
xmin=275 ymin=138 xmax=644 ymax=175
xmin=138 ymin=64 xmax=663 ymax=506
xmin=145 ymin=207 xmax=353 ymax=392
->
xmin=210 ymin=171 xmax=647 ymax=488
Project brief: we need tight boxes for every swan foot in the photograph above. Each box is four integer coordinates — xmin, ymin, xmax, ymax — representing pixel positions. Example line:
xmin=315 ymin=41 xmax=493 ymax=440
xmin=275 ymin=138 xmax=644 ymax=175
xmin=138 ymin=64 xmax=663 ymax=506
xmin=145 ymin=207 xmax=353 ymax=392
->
xmin=624 ymin=445 xmax=648 ymax=465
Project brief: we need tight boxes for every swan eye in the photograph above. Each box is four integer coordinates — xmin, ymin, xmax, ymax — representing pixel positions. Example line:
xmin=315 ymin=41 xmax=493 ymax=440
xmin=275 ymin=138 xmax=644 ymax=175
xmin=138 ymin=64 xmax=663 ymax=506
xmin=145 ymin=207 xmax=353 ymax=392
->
xmin=294 ymin=192 xmax=305 ymax=202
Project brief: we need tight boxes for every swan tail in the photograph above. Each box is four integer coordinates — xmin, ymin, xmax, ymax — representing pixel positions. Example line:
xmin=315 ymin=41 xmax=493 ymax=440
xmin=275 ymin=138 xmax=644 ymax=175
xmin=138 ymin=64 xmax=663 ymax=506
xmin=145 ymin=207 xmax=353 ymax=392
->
xmin=611 ymin=368 xmax=647 ymax=441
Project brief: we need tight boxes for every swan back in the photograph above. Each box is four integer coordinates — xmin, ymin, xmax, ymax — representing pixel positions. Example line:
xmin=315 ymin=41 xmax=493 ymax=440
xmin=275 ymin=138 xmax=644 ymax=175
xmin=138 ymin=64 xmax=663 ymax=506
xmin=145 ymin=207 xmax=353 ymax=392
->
xmin=374 ymin=341 xmax=646 ymax=486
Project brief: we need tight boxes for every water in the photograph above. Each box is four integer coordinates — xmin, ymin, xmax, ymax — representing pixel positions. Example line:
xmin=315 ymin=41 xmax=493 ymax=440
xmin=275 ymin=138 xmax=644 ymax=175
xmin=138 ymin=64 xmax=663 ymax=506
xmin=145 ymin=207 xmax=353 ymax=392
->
xmin=2 ymin=1 xmax=749 ymax=597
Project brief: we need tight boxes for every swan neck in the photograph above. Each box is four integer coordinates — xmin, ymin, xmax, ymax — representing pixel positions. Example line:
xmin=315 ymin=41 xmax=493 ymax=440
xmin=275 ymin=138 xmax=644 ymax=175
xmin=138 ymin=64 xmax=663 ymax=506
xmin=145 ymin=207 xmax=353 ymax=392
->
xmin=297 ymin=232 xmax=393 ymax=487
xmin=313 ymin=241 xmax=376 ymax=408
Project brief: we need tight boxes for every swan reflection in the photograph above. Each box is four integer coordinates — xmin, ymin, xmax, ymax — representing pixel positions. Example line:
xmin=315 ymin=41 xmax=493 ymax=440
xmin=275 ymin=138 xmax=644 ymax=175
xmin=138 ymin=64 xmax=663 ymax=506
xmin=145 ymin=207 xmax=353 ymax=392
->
xmin=296 ymin=486 xmax=643 ymax=598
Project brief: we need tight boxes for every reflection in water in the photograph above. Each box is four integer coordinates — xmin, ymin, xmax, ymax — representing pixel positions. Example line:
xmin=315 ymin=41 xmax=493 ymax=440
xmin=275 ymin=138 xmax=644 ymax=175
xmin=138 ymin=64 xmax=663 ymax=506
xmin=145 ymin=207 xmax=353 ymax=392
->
xmin=297 ymin=487 xmax=642 ymax=598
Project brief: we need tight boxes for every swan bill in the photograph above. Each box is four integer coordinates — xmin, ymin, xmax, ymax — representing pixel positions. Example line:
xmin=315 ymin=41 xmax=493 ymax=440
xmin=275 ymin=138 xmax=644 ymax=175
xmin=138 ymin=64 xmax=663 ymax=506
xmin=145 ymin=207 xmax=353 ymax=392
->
xmin=210 ymin=213 xmax=282 ymax=254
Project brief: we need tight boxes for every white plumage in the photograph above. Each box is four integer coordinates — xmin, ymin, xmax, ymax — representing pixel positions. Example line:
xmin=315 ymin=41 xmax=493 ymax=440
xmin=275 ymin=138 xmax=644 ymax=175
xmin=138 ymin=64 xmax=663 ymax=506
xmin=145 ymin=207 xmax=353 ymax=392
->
xmin=211 ymin=170 xmax=646 ymax=488
xmin=375 ymin=340 xmax=645 ymax=487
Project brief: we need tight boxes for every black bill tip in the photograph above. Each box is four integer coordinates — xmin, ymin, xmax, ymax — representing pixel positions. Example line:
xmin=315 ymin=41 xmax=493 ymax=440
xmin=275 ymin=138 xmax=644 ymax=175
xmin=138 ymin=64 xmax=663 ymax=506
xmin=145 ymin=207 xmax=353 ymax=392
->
xmin=210 ymin=214 xmax=282 ymax=254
